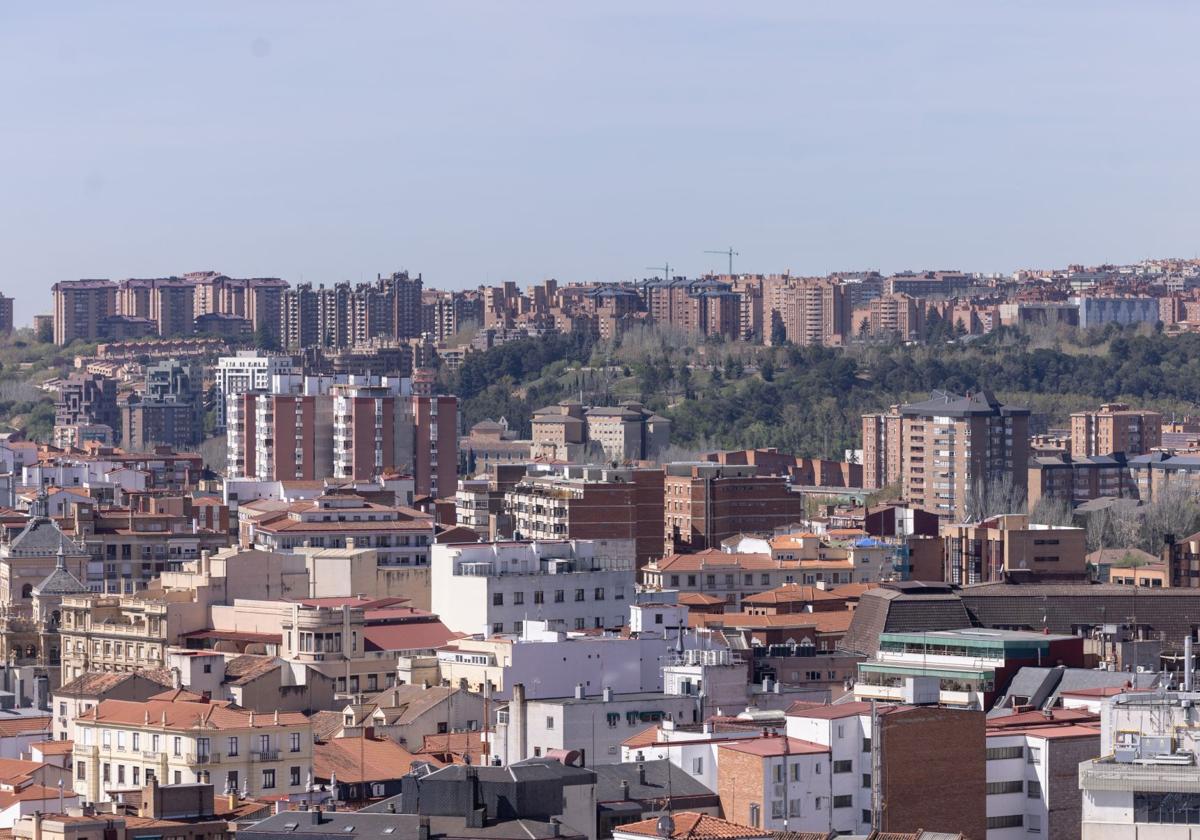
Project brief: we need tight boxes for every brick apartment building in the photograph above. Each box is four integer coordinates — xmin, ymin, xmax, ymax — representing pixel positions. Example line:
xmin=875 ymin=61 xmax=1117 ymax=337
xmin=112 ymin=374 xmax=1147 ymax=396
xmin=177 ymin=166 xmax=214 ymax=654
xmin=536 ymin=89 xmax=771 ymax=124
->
xmin=862 ymin=390 xmax=1030 ymax=520
xmin=1027 ymin=453 xmax=1136 ymax=507
xmin=503 ymin=465 xmax=665 ymax=567
xmin=664 ymin=462 xmax=807 ymax=553
xmin=52 ymin=279 xmax=118 ymax=344
xmin=941 ymin=514 xmax=1087 ymax=585
xmin=227 ymin=375 xmax=456 ymax=495
xmin=1070 ymin=403 xmax=1162 ymax=457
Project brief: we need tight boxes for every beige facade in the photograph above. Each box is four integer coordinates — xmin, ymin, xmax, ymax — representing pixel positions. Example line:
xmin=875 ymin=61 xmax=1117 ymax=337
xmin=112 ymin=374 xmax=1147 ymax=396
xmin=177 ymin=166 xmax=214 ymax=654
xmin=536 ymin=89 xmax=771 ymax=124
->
xmin=72 ymin=694 xmax=312 ymax=803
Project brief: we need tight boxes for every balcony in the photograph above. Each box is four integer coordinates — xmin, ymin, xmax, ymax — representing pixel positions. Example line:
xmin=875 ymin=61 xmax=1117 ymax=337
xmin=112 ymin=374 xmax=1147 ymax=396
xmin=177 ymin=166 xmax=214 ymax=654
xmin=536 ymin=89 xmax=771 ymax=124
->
xmin=252 ymin=749 xmax=281 ymax=762
xmin=1080 ymin=757 xmax=1200 ymax=793
xmin=189 ymin=752 xmax=221 ymax=765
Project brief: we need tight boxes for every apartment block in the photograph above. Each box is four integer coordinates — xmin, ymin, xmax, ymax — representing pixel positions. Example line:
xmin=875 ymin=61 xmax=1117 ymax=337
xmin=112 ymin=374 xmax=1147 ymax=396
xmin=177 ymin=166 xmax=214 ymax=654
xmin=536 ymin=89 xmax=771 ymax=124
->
xmin=1079 ymin=689 xmax=1200 ymax=837
xmin=71 ymin=692 xmax=312 ymax=802
xmin=985 ymin=711 xmax=1100 ymax=840
xmin=0 ymin=293 xmax=13 ymax=335
xmin=213 ymin=352 xmax=298 ymax=432
xmin=411 ymin=394 xmax=458 ymax=499
xmin=940 ymin=514 xmax=1088 ymax=585
xmin=430 ymin=538 xmax=637 ymax=636
xmin=861 ymin=408 xmax=903 ymax=490
xmin=52 ymin=280 xmax=119 ymax=345
xmin=863 ymin=390 xmax=1030 ymax=520
xmin=1070 ymin=403 xmax=1162 ymax=457
xmin=663 ymin=463 xmax=806 ymax=554
xmin=54 ymin=373 xmax=119 ymax=433
xmin=504 ymin=465 xmax=665 ymax=567
xmin=1027 ymin=453 xmax=1135 ymax=507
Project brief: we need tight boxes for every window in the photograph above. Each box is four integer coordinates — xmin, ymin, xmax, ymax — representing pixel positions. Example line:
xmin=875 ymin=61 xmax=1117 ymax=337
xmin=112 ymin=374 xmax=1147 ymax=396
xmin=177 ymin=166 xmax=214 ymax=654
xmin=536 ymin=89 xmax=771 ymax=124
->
xmin=260 ymin=734 xmax=271 ymax=753
xmin=1027 ymin=779 xmax=1042 ymax=798
xmin=985 ymin=815 xmax=1022 ymax=830
xmin=492 ymin=593 xmax=504 ymax=606
xmin=533 ymin=591 xmax=544 ymax=604
xmin=770 ymin=800 xmax=785 ymax=819
xmin=1027 ymin=813 xmax=1042 ymax=834
xmin=554 ymin=590 xmax=565 ymax=603
xmin=492 ymin=623 xmax=503 ymax=634
xmin=836 ymin=724 xmax=845 ymax=738
xmin=132 ymin=733 xmax=140 ymax=751
xmin=290 ymin=732 xmax=301 ymax=752
xmin=290 ymin=766 xmax=301 ymax=786
xmin=173 ymin=736 xmax=182 ymax=756
xmin=103 ymin=763 xmax=110 ymax=783
xmin=790 ymin=763 xmax=801 ymax=781
xmin=692 ymin=757 xmax=703 ymax=775
xmin=513 ymin=592 xmax=524 ymax=605
xmin=76 ymin=762 xmax=86 ymax=780
xmin=226 ymin=771 xmax=239 ymax=793
xmin=862 ymin=773 xmax=871 ymax=788
xmin=575 ymin=618 xmax=586 ymax=630
xmin=546 ymin=716 xmax=555 ymax=730
xmin=117 ymin=731 xmax=126 ymax=750
xmin=814 ymin=796 xmax=823 ymax=810
xmin=594 ymin=587 xmax=605 ymax=600
xmin=1027 ymin=746 xmax=1042 ymax=765
xmin=262 ymin=769 xmax=276 ymax=789
xmin=833 ymin=795 xmax=853 ymax=809
xmin=117 ymin=765 xmax=125 ymax=784
xmin=986 ymin=745 xmax=1023 ymax=761
xmin=748 ymin=804 xmax=760 ymax=828
xmin=861 ymin=737 xmax=872 ymax=752
xmin=132 ymin=767 xmax=140 ymax=785
xmin=986 ymin=780 xmax=1023 ymax=795
xmin=575 ymin=588 xmax=585 ymax=601
xmin=197 ymin=737 xmax=210 ymax=760
xmin=772 ymin=764 xmax=783 ymax=783
xmin=103 ymin=730 xmax=111 ymax=748
xmin=228 ymin=736 xmax=239 ymax=756
xmin=833 ymin=760 xmax=852 ymax=773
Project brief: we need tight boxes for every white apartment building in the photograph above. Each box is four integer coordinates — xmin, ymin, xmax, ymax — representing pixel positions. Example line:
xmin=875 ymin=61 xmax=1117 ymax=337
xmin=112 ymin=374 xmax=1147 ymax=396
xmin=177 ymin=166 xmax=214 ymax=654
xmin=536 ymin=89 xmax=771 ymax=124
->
xmin=785 ymin=702 xmax=875 ymax=836
xmin=215 ymin=352 xmax=297 ymax=431
xmin=985 ymin=714 xmax=1099 ymax=840
xmin=436 ymin=594 xmax=694 ymax=700
xmin=489 ymin=682 xmax=699 ymax=767
xmin=1079 ymin=689 xmax=1200 ymax=837
xmin=431 ymin=539 xmax=638 ymax=636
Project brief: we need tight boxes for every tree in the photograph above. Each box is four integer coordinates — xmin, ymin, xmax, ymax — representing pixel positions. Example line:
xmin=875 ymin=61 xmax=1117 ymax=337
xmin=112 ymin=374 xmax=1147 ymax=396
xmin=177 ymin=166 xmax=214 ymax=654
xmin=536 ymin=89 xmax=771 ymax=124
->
xmin=1028 ymin=496 xmax=1074 ymax=527
xmin=254 ymin=320 xmax=279 ymax=352
xmin=769 ymin=312 xmax=788 ymax=347
xmin=963 ymin=472 xmax=1026 ymax=523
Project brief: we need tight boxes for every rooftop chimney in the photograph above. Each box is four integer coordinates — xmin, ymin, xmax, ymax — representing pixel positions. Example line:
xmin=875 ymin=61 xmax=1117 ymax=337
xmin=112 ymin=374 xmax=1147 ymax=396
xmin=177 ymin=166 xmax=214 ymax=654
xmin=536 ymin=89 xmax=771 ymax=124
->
xmin=574 ymin=683 xmax=584 ymax=700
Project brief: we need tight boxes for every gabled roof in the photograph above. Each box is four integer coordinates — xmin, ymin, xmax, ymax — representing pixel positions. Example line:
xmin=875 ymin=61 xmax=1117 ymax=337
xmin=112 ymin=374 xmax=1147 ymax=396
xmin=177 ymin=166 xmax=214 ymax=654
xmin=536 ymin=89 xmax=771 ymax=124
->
xmin=314 ymin=736 xmax=440 ymax=783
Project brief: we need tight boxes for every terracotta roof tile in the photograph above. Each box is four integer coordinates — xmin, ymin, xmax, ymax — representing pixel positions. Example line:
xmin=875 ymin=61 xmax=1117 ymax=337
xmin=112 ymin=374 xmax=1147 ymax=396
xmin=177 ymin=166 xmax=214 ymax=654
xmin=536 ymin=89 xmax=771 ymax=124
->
xmin=617 ymin=812 xmax=771 ymax=840
xmin=314 ymin=736 xmax=440 ymax=783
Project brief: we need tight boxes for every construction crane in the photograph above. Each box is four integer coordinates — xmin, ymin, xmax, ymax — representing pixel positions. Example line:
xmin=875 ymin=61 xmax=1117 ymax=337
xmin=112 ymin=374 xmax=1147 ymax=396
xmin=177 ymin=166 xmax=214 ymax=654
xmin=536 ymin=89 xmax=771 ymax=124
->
xmin=705 ymin=247 xmax=739 ymax=277
xmin=646 ymin=262 xmax=672 ymax=282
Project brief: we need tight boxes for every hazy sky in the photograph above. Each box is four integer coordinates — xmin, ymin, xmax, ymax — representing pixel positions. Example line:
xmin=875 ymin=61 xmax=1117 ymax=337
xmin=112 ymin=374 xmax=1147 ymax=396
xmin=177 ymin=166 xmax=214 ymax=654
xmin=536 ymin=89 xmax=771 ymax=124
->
xmin=3 ymin=2 xmax=1198 ymax=324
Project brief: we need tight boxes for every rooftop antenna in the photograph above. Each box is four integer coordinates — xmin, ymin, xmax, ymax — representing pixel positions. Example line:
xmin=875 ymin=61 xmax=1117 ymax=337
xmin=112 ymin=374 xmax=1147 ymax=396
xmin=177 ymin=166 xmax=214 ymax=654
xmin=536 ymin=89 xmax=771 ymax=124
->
xmin=704 ymin=248 xmax=739 ymax=277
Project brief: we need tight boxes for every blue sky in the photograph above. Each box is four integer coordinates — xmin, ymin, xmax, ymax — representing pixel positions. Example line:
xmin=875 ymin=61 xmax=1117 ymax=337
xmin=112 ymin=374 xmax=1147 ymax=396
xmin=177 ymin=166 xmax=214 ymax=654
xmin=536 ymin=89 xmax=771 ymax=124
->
xmin=2 ymin=2 xmax=1198 ymax=323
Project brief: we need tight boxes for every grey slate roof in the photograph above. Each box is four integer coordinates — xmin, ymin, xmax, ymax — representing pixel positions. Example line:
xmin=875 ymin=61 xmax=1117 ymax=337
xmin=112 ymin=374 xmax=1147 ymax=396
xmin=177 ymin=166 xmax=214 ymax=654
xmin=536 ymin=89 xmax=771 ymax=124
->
xmin=592 ymin=759 xmax=717 ymax=804
xmin=900 ymin=389 xmax=1029 ymax=418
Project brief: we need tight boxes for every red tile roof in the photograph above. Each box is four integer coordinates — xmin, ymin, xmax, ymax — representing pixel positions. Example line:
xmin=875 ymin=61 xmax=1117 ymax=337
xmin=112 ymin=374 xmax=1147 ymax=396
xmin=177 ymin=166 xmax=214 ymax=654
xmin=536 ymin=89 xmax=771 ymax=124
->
xmin=362 ymin=621 xmax=463 ymax=653
xmin=717 ymin=736 xmax=828 ymax=757
xmin=617 ymin=812 xmax=771 ymax=840
xmin=314 ymin=736 xmax=440 ymax=783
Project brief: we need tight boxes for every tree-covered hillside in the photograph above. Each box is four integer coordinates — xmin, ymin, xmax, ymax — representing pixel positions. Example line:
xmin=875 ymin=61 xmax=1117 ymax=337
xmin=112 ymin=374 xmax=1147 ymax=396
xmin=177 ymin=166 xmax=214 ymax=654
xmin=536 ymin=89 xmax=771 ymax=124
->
xmin=443 ymin=323 xmax=1200 ymax=461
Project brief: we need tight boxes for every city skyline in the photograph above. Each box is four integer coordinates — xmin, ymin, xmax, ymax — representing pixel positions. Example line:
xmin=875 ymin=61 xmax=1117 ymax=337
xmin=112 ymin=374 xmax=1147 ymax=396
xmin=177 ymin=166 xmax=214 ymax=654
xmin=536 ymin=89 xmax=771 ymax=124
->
xmin=5 ymin=2 xmax=1200 ymax=323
